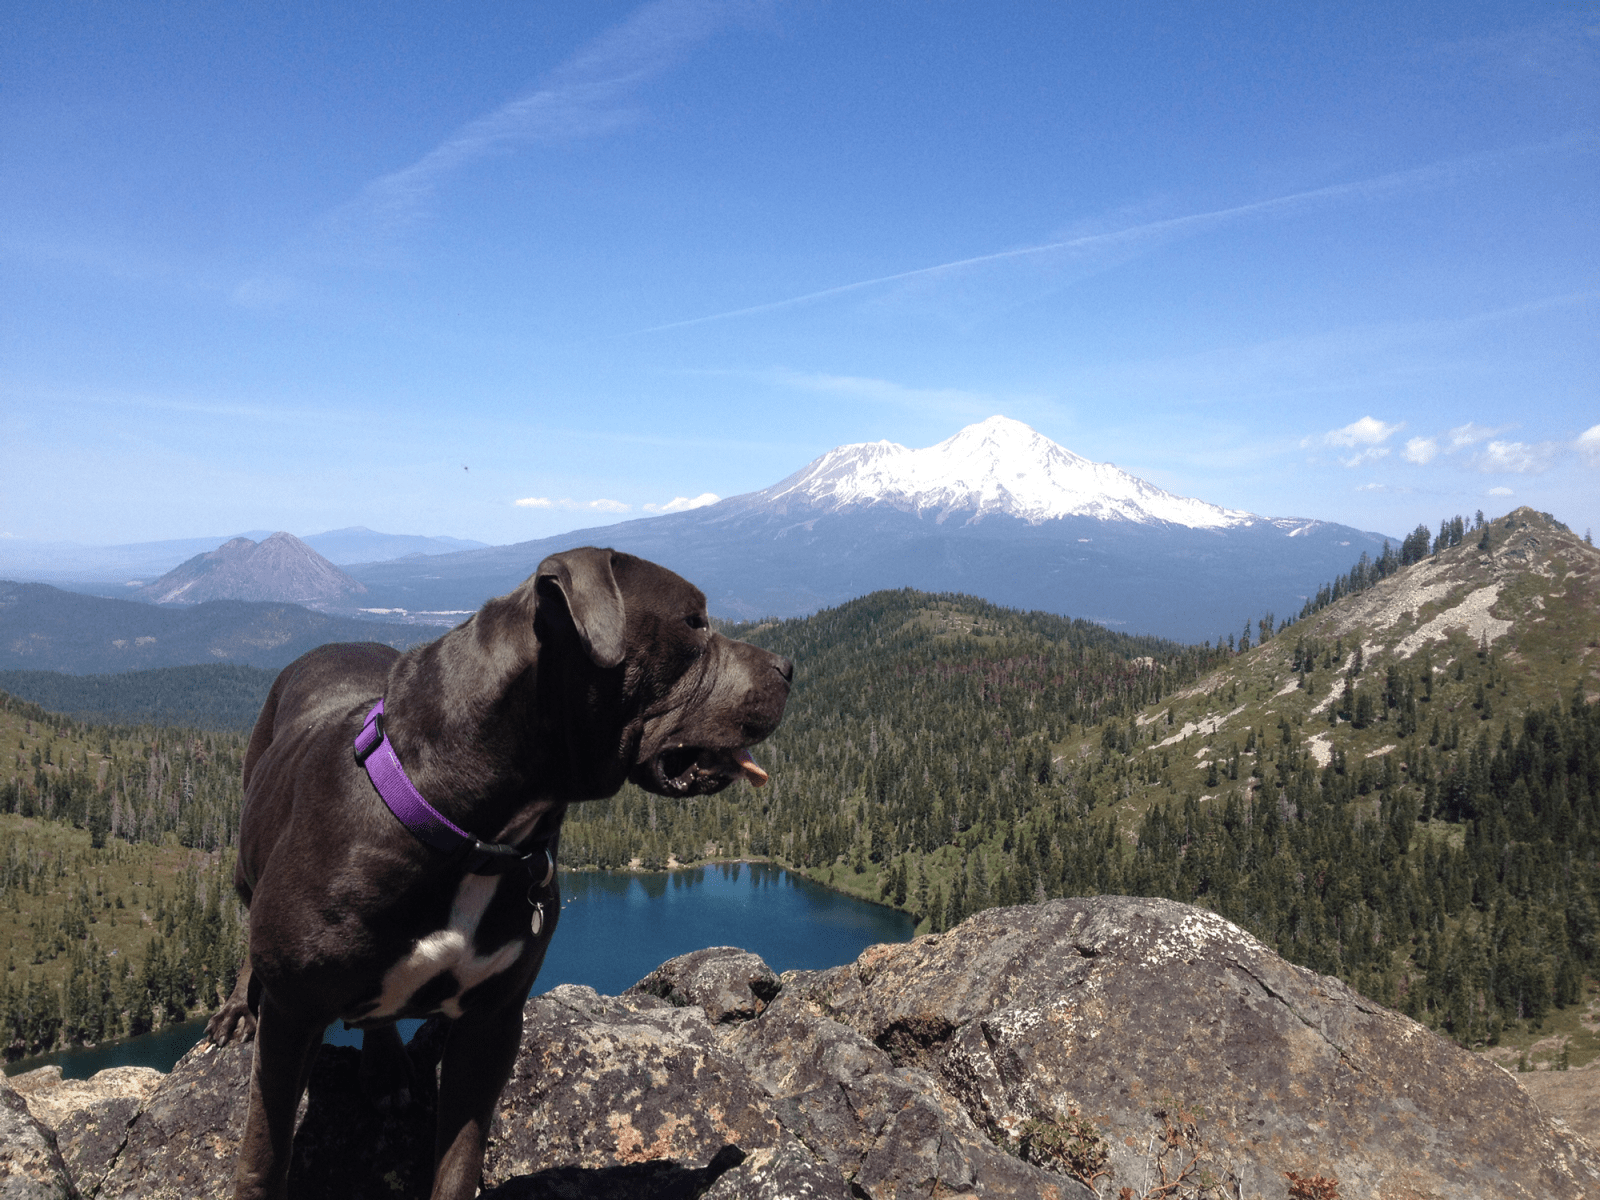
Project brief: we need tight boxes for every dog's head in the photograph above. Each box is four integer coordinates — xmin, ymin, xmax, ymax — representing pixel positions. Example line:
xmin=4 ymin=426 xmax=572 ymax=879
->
xmin=532 ymin=548 xmax=792 ymax=798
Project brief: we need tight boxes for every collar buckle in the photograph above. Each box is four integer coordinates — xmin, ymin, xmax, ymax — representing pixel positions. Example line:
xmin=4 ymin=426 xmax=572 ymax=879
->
xmin=354 ymin=699 xmax=556 ymax=884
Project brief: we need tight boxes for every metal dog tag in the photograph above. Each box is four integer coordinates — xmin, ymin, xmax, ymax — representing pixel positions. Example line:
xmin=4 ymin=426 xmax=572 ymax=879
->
xmin=527 ymin=848 xmax=555 ymax=936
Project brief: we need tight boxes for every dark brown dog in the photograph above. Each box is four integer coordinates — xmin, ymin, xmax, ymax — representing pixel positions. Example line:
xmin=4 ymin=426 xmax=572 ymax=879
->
xmin=204 ymin=548 xmax=791 ymax=1200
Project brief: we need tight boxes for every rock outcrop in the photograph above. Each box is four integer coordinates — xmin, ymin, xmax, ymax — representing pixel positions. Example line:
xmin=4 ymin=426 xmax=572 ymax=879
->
xmin=5 ymin=1067 xmax=161 ymax=1197
xmin=774 ymin=897 xmax=1599 ymax=1198
xmin=0 ymin=1076 xmax=76 ymax=1200
xmin=11 ymin=897 xmax=1599 ymax=1199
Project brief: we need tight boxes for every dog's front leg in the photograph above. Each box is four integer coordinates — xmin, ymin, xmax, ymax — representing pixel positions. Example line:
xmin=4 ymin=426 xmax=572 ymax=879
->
xmin=430 ymin=998 xmax=523 ymax=1200
xmin=232 ymin=988 xmax=323 ymax=1200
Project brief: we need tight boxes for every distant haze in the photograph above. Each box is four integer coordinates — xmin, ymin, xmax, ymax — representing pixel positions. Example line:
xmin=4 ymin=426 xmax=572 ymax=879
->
xmin=0 ymin=528 xmax=488 ymax=584
xmin=340 ymin=418 xmax=1397 ymax=642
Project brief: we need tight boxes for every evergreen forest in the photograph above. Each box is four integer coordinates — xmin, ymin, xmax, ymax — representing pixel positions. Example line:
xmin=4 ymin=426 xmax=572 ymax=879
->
xmin=0 ymin=690 xmax=246 ymax=1060
xmin=564 ymin=511 xmax=1600 ymax=1054
xmin=2 ymin=505 xmax=1597 ymax=1065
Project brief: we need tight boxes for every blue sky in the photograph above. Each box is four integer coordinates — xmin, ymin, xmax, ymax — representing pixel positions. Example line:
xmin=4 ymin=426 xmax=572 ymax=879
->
xmin=3 ymin=0 xmax=1596 ymax=548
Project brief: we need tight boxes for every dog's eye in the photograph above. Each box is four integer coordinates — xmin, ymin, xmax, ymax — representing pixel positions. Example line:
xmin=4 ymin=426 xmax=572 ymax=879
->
xmin=686 ymin=613 xmax=708 ymax=631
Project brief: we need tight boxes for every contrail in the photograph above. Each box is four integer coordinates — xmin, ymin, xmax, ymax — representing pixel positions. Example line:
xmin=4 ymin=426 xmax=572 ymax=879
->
xmin=630 ymin=137 xmax=1591 ymax=336
xmin=235 ymin=0 xmax=749 ymax=303
xmin=324 ymin=1 xmax=744 ymax=241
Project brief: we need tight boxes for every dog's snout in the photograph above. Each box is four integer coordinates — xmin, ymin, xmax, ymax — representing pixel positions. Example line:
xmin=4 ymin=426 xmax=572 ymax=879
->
xmin=772 ymin=655 xmax=794 ymax=684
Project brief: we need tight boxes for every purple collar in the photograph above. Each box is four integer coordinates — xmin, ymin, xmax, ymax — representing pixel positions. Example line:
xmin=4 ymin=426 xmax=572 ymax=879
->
xmin=353 ymin=700 xmax=554 ymax=881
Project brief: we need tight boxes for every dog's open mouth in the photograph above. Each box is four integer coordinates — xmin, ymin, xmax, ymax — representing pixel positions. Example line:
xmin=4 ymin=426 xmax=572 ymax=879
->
xmin=651 ymin=744 xmax=768 ymax=794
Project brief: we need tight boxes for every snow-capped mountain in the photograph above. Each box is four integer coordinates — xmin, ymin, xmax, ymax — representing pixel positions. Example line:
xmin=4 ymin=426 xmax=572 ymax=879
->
xmin=8 ymin=419 xmax=1395 ymax=649
xmin=761 ymin=416 xmax=1253 ymax=528
xmin=341 ymin=417 xmax=1394 ymax=642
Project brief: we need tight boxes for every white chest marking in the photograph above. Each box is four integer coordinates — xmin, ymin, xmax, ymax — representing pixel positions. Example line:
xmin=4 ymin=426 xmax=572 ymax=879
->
xmin=365 ymin=874 xmax=523 ymax=1021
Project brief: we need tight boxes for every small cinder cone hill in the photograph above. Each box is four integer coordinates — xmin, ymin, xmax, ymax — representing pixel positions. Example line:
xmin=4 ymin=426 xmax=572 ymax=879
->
xmin=136 ymin=532 xmax=368 ymax=606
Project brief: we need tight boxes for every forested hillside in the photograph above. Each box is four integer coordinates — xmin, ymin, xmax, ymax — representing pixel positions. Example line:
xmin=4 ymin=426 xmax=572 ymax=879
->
xmin=565 ymin=508 xmax=1600 ymax=1055
xmin=0 ymin=691 xmax=246 ymax=1060
xmin=0 ymin=664 xmax=276 ymax=732
xmin=563 ymin=591 xmax=1219 ymax=870
xmin=4 ymin=505 xmax=1596 ymax=1067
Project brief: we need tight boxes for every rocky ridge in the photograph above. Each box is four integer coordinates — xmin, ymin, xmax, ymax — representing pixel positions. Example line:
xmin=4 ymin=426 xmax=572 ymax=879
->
xmin=4 ymin=1067 xmax=163 ymax=1192
xmin=1085 ymin=506 xmax=1600 ymax=805
xmin=3 ymin=897 xmax=1595 ymax=1199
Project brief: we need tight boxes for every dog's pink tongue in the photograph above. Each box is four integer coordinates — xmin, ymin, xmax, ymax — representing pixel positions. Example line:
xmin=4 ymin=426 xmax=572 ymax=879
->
xmin=735 ymin=748 xmax=768 ymax=787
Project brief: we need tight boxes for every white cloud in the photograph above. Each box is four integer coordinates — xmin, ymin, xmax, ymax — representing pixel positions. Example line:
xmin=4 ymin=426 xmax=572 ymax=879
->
xmin=1578 ymin=424 xmax=1600 ymax=467
xmin=1315 ymin=416 xmax=1404 ymax=466
xmin=1395 ymin=421 xmax=1528 ymax=468
xmin=1403 ymin=436 xmax=1439 ymax=464
xmin=514 ymin=497 xmax=631 ymax=513
xmin=1329 ymin=415 xmax=1404 ymax=446
xmin=349 ymin=0 xmax=732 ymax=236
xmin=1487 ymin=486 xmax=1514 ymax=496
xmin=1355 ymin=482 xmax=1388 ymax=492
xmin=1447 ymin=421 xmax=1508 ymax=450
xmin=1476 ymin=440 xmax=1559 ymax=474
xmin=643 ymin=492 xmax=719 ymax=513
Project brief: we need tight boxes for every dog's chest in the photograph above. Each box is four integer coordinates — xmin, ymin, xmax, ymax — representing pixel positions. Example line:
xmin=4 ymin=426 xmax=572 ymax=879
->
xmin=356 ymin=874 xmax=525 ymax=1023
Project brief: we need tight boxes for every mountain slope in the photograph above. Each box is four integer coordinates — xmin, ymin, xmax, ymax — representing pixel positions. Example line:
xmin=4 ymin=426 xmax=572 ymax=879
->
xmin=135 ymin=532 xmax=367 ymax=605
xmin=0 ymin=532 xmax=276 ymax=584
xmin=557 ymin=505 xmax=1600 ymax=1065
xmin=0 ymin=664 xmax=276 ymax=730
xmin=348 ymin=418 xmax=1391 ymax=642
xmin=1069 ymin=506 xmax=1600 ymax=810
xmin=0 ymin=581 xmax=429 ymax=673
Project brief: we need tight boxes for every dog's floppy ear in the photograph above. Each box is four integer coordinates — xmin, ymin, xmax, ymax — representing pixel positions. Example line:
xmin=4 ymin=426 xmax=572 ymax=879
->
xmin=535 ymin=548 xmax=626 ymax=668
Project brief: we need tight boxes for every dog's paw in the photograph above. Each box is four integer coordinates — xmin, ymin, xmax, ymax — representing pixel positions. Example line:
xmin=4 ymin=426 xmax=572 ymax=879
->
xmin=204 ymin=1000 xmax=257 ymax=1047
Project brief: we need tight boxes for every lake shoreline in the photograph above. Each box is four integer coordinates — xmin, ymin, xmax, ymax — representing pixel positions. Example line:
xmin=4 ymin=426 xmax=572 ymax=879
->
xmin=597 ymin=853 xmax=923 ymax=923
xmin=5 ymin=862 xmax=916 ymax=1081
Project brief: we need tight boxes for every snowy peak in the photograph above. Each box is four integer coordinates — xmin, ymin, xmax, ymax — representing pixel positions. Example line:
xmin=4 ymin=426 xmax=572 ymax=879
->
xmin=763 ymin=416 xmax=1255 ymax=529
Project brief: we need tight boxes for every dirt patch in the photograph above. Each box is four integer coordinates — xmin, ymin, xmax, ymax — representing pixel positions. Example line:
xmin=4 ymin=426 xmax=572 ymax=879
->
xmin=1304 ymin=732 xmax=1333 ymax=768
xmin=1156 ymin=705 xmax=1246 ymax=749
xmin=1333 ymin=558 xmax=1459 ymax=639
xmin=1392 ymin=584 xmax=1513 ymax=659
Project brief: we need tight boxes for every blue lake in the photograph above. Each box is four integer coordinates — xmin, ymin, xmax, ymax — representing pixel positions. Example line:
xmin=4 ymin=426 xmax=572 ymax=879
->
xmin=7 ymin=864 xmax=914 ymax=1080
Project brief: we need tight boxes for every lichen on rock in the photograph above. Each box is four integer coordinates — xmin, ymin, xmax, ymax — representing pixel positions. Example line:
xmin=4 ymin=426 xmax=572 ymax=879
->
xmin=16 ymin=899 xmax=1600 ymax=1200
